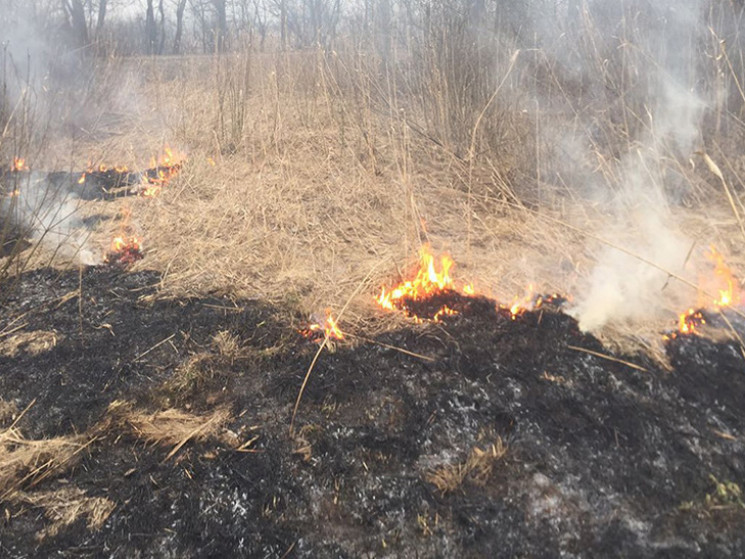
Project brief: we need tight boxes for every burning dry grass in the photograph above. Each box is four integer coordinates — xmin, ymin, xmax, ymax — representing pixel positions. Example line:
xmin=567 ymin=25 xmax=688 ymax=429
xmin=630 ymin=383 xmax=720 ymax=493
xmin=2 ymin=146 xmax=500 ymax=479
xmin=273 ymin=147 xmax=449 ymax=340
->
xmin=7 ymin=52 xmax=745 ymax=357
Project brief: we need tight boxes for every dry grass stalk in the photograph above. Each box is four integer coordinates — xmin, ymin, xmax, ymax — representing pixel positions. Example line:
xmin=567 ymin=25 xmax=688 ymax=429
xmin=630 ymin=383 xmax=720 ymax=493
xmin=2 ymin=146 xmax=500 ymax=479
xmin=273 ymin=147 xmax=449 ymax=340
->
xmin=426 ymin=438 xmax=507 ymax=495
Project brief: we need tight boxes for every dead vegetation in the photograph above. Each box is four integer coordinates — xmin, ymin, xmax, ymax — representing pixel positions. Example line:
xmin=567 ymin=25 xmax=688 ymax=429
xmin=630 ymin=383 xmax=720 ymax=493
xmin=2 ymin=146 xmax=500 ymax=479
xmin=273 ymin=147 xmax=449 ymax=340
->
xmin=0 ymin=427 xmax=90 ymax=501
xmin=101 ymin=400 xmax=234 ymax=455
xmin=12 ymin=488 xmax=116 ymax=539
xmin=425 ymin=437 xmax=508 ymax=495
xmin=0 ymin=397 xmax=235 ymax=537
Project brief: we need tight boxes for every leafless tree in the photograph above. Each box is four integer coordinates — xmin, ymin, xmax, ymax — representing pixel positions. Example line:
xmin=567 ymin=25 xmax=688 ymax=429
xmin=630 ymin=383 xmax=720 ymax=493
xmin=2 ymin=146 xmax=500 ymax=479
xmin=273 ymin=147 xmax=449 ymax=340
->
xmin=61 ymin=0 xmax=89 ymax=47
xmin=145 ymin=0 xmax=157 ymax=53
xmin=213 ymin=0 xmax=228 ymax=52
xmin=173 ymin=0 xmax=188 ymax=53
xmin=96 ymin=0 xmax=108 ymax=34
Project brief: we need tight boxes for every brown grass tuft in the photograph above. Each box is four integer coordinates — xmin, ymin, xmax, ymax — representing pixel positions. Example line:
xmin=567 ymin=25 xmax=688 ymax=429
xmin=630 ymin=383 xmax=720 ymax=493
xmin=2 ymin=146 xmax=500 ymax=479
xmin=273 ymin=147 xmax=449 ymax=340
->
xmin=0 ymin=330 xmax=58 ymax=358
xmin=13 ymin=487 xmax=115 ymax=539
xmin=0 ymin=426 xmax=89 ymax=499
xmin=103 ymin=400 xmax=232 ymax=453
xmin=425 ymin=437 xmax=507 ymax=495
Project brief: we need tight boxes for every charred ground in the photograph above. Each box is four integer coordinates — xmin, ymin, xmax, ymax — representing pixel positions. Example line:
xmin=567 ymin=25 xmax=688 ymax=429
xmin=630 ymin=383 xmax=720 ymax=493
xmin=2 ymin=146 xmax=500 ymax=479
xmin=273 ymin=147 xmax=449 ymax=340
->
xmin=1 ymin=267 xmax=744 ymax=558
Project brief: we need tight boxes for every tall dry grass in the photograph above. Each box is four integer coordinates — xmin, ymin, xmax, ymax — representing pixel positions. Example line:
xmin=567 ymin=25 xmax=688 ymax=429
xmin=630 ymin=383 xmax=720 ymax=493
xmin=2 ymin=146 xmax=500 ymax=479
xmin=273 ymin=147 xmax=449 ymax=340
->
xmin=3 ymin=1 xmax=745 ymax=350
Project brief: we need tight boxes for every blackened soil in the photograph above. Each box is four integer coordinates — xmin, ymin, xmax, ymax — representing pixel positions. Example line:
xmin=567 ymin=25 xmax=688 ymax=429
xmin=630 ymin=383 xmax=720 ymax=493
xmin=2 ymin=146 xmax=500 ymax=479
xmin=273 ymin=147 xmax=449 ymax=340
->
xmin=1 ymin=268 xmax=744 ymax=558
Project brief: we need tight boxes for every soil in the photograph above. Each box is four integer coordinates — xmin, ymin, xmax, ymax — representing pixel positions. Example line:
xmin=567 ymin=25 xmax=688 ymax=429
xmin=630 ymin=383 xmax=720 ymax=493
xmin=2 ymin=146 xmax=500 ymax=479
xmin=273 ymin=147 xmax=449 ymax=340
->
xmin=1 ymin=266 xmax=744 ymax=558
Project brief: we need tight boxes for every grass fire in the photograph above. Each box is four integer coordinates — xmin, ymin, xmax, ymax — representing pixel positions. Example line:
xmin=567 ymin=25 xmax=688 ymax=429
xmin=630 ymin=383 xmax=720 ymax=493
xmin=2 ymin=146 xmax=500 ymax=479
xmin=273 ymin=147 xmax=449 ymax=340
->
xmin=2 ymin=1 xmax=745 ymax=557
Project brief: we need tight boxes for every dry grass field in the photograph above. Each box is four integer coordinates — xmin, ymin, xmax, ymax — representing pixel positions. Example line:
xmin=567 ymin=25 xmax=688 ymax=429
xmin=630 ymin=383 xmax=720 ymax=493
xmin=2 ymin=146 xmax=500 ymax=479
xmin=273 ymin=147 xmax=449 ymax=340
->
xmin=3 ymin=3 xmax=745 ymax=556
xmin=10 ymin=46 xmax=745 ymax=353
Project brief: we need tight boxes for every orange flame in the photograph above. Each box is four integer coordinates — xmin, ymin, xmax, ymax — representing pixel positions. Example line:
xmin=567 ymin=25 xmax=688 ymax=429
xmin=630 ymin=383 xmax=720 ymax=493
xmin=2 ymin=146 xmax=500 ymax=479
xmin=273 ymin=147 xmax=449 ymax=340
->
xmin=503 ymin=285 xmax=564 ymax=319
xmin=667 ymin=246 xmax=741 ymax=339
xmin=140 ymin=145 xmax=186 ymax=197
xmin=707 ymin=246 xmax=741 ymax=308
xmin=302 ymin=310 xmax=345 ymax=341
xmin=377 ymin=245 xmax=466 ymax=321
xmin=111 ymin=236 xmax=140 ymax=252
xmin=11 ymin=157 xmax=28 ymax=172
xmin=104 ymin=236 xmax=144 ymax=266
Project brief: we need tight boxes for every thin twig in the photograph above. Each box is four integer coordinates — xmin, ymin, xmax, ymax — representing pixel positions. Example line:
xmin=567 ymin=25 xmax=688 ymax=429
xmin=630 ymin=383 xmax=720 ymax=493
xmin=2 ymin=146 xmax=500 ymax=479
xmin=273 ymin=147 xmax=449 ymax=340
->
xmin=567 ymin=344 xmax=648 ymax=373
xmin=290 ymin=262 xmax=383 ymax=436
xmin=700 ymin=151 xmax=745 ymax=244
xmin=133 ymin=333 xmax=176 ymax=362
xmin=347 ymin=332 xmax=436 ymax=362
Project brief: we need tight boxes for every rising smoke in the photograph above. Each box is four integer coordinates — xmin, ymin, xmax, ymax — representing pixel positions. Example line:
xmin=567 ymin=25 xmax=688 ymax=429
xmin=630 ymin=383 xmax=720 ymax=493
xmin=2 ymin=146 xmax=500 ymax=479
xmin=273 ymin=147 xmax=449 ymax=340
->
xmin=1 ymin=3 xmax=107 ymax=266
xmin=567 ymin=0 xmax=706 ymax=330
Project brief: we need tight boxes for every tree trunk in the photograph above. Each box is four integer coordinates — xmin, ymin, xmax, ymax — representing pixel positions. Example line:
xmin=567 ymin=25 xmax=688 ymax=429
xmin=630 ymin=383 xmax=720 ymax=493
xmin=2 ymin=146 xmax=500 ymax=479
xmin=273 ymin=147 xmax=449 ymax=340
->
xmin=212 ymin=0 xmax=228 ymax=52
xmin=280 ymin=0 xmax=287 ymax=50
xmin=174 ymin=0 xmax=187 ymax=54
xmin=96 ymin=0 xmax=107 ymax=34
xmin=145 ymin=0 xmax=157 ymax=55
xmin=63 ymin=0 xmax=89 ymax=48
xmin=158 ymin=0 xmax=166 ymax=55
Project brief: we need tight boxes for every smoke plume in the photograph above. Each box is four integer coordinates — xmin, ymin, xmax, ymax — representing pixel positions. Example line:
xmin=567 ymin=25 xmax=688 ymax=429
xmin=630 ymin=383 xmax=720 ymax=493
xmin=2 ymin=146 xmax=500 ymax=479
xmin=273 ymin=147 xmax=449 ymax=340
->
xmin=569 ymin=0 xmax=705 ymax=330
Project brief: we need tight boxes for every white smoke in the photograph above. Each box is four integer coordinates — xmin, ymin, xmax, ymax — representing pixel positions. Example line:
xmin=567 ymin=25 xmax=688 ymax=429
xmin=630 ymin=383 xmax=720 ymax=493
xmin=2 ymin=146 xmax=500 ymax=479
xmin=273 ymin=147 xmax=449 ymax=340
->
xmin=1 ymin=172 xmax=101 ymax=265
xmin=571 ymin=0 xmax=705 ymax=331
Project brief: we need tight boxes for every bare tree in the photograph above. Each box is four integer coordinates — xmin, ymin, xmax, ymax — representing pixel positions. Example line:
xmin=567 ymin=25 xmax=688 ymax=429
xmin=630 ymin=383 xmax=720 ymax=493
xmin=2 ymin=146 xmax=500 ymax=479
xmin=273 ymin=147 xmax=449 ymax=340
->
xmin=173 ymin=0 xmax=188 ymax=53
xmin=96 ymin=0 xmax=108 ymax=34
xmin=212 ymin=0 xmax=228 ymax=52
xmin=158 ymin=0 xmax=166 ymax=54
xmin=61 ymin=0 xmax=89 ymax=47
xmin=146 ymin=0 xmax=157 ymax=54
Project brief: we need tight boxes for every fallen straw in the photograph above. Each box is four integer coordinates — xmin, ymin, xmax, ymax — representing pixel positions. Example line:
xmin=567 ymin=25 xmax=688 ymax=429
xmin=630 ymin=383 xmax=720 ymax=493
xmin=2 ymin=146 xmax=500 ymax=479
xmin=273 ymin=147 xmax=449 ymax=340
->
xmin=290 ymin=262 xmax=384 ymax=436
xmin=567 ymin=345 xmax=649 ymax=373
xmin=346 ymin=332 xmax=436 ymax=362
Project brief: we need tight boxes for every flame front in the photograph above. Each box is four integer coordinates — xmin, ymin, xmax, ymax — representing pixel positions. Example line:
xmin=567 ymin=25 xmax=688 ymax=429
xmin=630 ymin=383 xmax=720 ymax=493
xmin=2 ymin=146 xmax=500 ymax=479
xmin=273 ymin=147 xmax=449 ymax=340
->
xmin=667 ymin=246 xmax=741 ymax=339
xmin=376 ymin=245 xmax=463 ymax=320
xmin=141 ymin=145 xmax=186 ymax=197
xmin=708 ymin=247 xmax=741 ymax=308
xmin=105 ymin=236 xmax=144 ymax=266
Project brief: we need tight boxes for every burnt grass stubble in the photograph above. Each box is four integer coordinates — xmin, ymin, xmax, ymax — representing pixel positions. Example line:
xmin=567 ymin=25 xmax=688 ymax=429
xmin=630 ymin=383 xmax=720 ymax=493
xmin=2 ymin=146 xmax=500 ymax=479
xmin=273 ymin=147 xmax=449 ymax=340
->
xmin=0 ymin=267 xmax=744 ymax=558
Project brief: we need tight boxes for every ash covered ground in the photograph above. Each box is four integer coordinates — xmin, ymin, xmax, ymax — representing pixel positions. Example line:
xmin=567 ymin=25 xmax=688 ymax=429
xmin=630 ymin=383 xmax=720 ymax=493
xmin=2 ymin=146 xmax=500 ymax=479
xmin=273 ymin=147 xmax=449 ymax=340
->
xmin=1 ymin=267 xmax=744 ymax=558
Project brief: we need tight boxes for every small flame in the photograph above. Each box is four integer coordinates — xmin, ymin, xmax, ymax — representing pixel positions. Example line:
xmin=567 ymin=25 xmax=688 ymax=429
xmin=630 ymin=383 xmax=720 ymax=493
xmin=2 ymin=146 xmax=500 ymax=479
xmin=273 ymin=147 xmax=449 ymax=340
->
xmin=377 ymin=245 xmax=462 ymax=320
xmin=11 ymin=157 xmax=29 ymax=172
xmin=302 ymin=310 xmax=345 ymax=342
xmin=104 ymin=236 xmax=144 ymax=266
xmin=666 ymin=246 xmax=741 ymax=340
xmin=707 ymin=246 xmax=741 ymax=308
xmin=503 ymin=285 xmax=564 ymax=319
xmin=140 ymin=145 xmax=186 ymax=197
